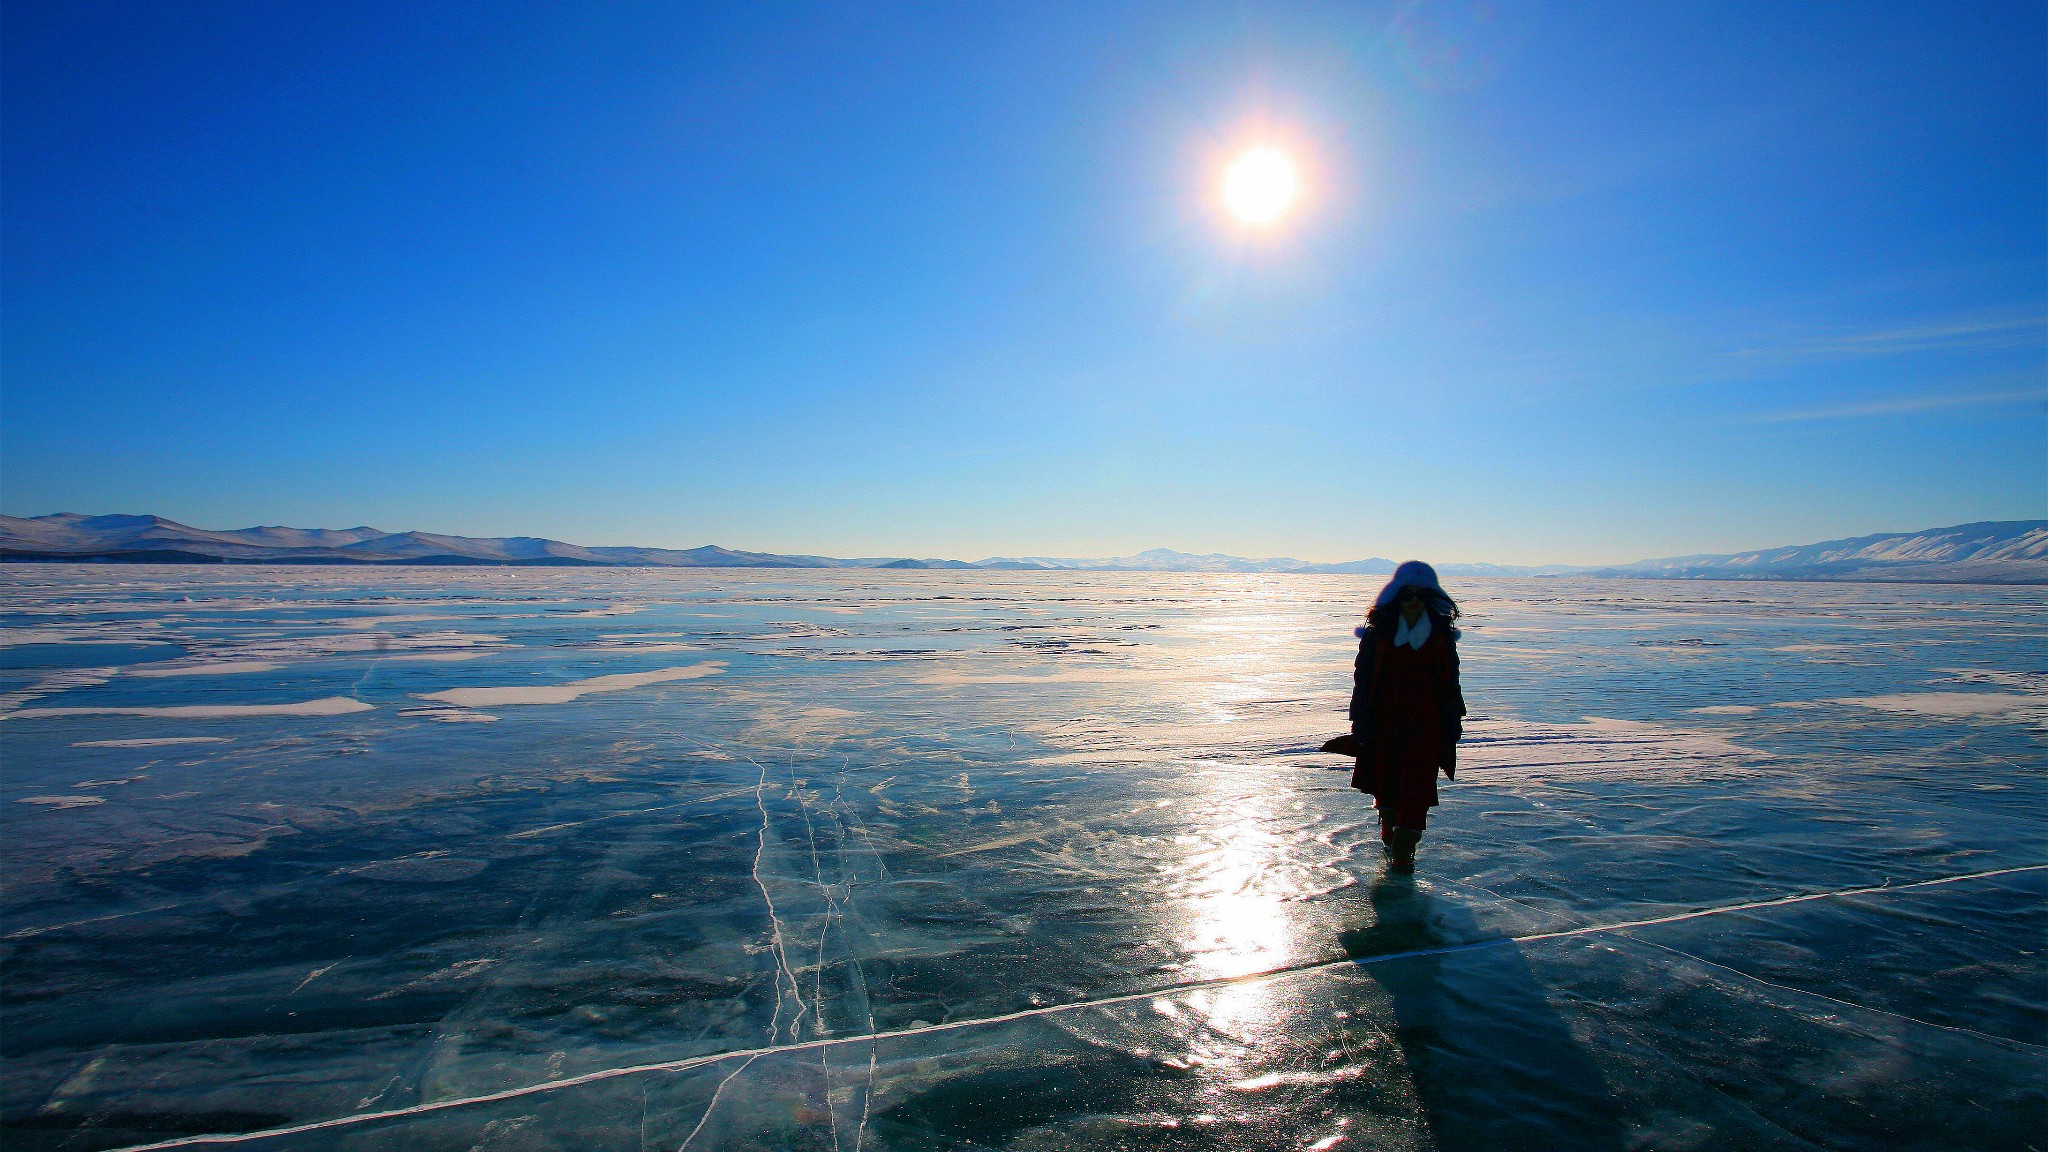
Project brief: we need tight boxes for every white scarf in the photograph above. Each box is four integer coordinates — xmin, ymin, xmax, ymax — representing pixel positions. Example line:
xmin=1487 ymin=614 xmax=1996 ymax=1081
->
xmin=1393 ymin=612 xmax=1431 ymax=650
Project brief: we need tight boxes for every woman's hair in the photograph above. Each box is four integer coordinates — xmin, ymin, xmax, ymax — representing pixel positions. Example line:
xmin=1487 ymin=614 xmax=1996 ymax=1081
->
xmin=1366 ymin=589 xmax=1460 ymax=629
xmin=1364 ymin=559 xmax=1460 ymax=630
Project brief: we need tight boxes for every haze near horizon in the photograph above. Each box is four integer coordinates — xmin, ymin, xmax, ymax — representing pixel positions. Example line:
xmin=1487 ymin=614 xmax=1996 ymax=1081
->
xmin=4 ymin=2 xmax=2043 ymax=564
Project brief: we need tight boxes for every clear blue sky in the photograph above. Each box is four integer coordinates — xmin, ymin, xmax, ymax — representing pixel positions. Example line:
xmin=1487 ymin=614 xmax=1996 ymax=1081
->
xmin=4 ymin=1 xmax=2043 ymax=564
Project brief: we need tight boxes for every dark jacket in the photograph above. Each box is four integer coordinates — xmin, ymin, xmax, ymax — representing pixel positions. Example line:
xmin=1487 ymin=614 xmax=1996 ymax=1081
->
xmin=1348 ymin=608 xmax=1467 ymax=774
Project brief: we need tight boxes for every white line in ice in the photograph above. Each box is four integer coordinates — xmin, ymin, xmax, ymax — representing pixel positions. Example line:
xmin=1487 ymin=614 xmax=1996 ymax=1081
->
xmin=505 ymin=787 xmax=757 ymax=838
xmin=675 ymin=1053 xmax=759 ymax=1152
xmin=103 ymin=861 xmax=2048 ymax=1152
xmin=5 ymin=902 xmax=186 ymax=940
xmin=743 ymin=750 xmax=807 ymax=1045
xmin=285 ymin=961 xmax=342 ymax=998
xmin=1624 ymin=935 xmax=2045 ymax=1053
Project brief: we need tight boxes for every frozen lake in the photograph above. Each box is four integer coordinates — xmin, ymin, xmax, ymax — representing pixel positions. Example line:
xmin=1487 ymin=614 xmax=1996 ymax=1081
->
xmin=1 ymin=567 xmax=2042 ymax=1151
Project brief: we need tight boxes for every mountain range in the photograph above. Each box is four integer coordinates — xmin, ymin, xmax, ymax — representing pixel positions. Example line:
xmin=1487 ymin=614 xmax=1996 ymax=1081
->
xmin=2 ymin=513 xmax=2043 ymax=583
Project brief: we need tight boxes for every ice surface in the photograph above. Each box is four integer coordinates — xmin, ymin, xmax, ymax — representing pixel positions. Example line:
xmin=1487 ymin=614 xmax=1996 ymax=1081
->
xmin=0 ymin=567 xmax=2041 ymax=1150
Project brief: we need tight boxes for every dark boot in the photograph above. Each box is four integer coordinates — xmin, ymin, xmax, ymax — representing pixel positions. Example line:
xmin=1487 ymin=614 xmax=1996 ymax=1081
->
xmin=1388 ymin=827 xmax=1422 ymax=874
xmin=1379 ymin=814 xmax=1394 ymax=848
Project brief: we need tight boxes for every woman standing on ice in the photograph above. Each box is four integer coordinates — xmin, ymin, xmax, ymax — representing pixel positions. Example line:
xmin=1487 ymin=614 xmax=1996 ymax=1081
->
xmin=1350 ymin=561 xmax=1466 ymax=874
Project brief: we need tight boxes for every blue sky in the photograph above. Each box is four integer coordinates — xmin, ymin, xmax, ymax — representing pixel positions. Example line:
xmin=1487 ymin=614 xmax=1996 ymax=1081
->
xmin=4 ymin=1 xmax=2043 ymax=564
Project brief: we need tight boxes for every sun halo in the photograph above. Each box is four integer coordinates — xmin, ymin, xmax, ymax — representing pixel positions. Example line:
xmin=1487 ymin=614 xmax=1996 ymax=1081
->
xmin=1222 ymin=147 xmax=1299 ymax=226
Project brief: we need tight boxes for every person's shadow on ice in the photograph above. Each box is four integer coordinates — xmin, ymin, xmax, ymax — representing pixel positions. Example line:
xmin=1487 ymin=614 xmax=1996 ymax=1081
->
xmin=1340 ymin=878 xmax=1627 ymax=1151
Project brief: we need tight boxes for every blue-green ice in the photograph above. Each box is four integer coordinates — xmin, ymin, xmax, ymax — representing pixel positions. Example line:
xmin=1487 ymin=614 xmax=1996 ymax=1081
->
xmin=2 ymin=568 xmax=2042 ymax=1150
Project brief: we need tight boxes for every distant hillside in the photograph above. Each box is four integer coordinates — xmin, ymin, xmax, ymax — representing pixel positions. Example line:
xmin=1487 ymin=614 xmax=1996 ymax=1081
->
xmin=979 ymin=548 xmax=1399 ymax=574
xmin=2 ymin=513 xmax=2042 ymax=583
xmin=1586 ymin=521 xmax=2048 ymax=584
xmin=0 ymin=514 xmax=831 ymax=568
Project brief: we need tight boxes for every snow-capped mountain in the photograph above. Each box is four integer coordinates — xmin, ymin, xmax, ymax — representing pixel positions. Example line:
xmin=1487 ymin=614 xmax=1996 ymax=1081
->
xmin=1588 ymin=521 xmax=2048 ymax=582
xmin=2 ymin=513 xmax=2042 ymax=582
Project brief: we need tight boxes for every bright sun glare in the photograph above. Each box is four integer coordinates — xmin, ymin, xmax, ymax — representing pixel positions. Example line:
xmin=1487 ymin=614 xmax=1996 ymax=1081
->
xmin=1223 ymin=147 xmax=1298 ymax=225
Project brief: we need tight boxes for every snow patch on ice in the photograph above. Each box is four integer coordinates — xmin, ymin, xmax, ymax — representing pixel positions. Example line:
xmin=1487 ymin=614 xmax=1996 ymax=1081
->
xmin=0 ymin=668 xmax=117 ymax=713
xmin=16 ymin=795 xmax=106 ymax=808
xmin=72 ymin=736 xmax=233 ymax=747
xmin=5 ymin=697 xmax=376 ymax=721
xmin=324 ymin=614 xmax=471 ymax=628
xmin=581 ymin=641 xmax=705 ymax=654
xmin=0 ymin=628 xmax=165 ymax=647
xmin=413 ymin=662 xmax=727 ymax=707
xmin=126 ymin=660 xmax=283 ymax=678
xmin=1835 ymin=692 xmax=2045 ymax=719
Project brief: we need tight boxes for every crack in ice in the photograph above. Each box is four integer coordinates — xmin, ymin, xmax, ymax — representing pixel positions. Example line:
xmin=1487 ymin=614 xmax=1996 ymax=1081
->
xmin=1621 ymin=935 xmax=2047 ymax=1053
xmin=99 ymin=861 xmax=2048 ymax=1151
xmin=744 ymin=750 xmax=808 ymax=1045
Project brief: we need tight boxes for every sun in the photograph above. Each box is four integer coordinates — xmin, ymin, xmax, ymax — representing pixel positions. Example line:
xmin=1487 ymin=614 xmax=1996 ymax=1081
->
xmin=1222 ymin=147 xmax=1299 ymax=225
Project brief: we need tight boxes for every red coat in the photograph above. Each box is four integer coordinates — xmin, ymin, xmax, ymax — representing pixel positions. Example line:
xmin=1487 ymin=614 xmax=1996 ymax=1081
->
xmin=1348 ymin=618 xmax=1464 ymax=808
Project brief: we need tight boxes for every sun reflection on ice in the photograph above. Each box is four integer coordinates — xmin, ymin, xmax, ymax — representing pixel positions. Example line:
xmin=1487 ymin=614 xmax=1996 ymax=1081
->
xmin=1163 ymin=581 xmax=1315 ymax=992
xmin=1168 ymin=577 xmax=1338 ymax=728
xmin=1178 ymin=805 xmax=1296 ymax=982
